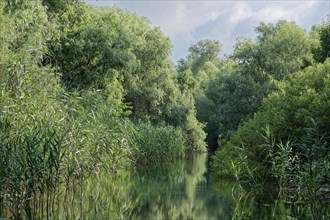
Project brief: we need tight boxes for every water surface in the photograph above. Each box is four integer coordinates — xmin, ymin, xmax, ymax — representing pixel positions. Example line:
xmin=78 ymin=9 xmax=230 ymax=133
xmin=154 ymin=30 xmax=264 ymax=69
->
xmin=45 ymin=153 xmax=329 ymax=219
xmin=127 ymin=153 xmax=232 ymax=219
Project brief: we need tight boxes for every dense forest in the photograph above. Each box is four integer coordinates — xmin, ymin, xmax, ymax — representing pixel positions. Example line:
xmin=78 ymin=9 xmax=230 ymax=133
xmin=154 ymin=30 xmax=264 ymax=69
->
xmin=0 ymin=0 xmax=329 ymax=218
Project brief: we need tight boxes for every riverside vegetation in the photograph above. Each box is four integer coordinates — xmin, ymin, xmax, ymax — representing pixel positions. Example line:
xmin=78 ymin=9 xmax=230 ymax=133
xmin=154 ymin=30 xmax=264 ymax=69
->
xmin=0 ymin=0 xmax=329 ymax=219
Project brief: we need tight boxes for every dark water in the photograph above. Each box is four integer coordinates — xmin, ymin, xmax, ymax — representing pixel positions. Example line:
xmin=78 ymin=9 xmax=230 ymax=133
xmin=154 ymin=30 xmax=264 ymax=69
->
xmin=36 ymin=153 xmax=329 ymax=219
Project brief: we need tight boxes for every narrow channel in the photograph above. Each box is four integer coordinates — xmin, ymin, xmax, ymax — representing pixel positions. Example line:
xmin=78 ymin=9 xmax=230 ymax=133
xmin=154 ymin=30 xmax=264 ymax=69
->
xmin=54 ymin=154 xmax=233 ymax=219
xmin=127 ymin=153 xmax=232 ymax=219
xmin=18 ymin=153 xmax=329 ymax=219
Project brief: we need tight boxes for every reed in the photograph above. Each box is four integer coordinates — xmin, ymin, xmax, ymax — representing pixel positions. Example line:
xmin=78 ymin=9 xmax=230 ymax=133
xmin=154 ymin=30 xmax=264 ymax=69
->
xmin=134 ymin=123 xmax=186 ymax=165
xmin=0 ymin=119 xmax=66 ymax=218
xmin=0 ymin=91 xmax=139 ymax=218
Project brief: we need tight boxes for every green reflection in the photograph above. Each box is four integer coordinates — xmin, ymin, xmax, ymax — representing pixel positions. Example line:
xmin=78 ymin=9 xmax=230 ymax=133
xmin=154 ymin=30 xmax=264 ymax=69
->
xmin=8 ymin=153 xmax=328 ymax=219
xmin=212 ymin=178 xmax=330 ymax=219
xmin=230 ymin=189 xmax=330 ymax=220
xmin=39 ymin=153 xmax=232 ymax=219
xmin=128 ymin=153 xmax=232 ymax=220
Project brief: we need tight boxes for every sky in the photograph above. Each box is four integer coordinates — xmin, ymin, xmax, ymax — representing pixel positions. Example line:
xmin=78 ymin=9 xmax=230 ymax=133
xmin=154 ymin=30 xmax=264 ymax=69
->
xmin=85 ymin=0 xmax=330 ymax=62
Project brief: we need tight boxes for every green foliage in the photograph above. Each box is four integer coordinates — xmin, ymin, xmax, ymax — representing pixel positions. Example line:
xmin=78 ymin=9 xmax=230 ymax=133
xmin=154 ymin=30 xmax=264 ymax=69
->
xmin=178 ymin=40 xmax=221 ymax=74
xmin=208 ymin=64 xmax=266 ymax=146
xmin=0 ymin=115 xmax=66 ymax=219
xmin=176 ymin=40 xmax=222 ymax=148
xmin=177 ymin=21 xmax=313 ymax=150
xmin=231 ymin=62 xmax=330 ymax=150
xmin=49 ymin=4 xmax=123 ymax=91
xmin=0 ymin=1 xmax=141 ymax=217
xmin=2 ymin=0 xmax=328 ymax=218
xmin=62 ymin=90 xmax=137 ymax=173
xmin=212 ymin=62 xmax=330 ymax=192
xmin=43 ymin=2 xmax=207 ymax=152
xmin=134 ymin=123 xmax=186 ymax=165
xmin=312 ymin=22 xmax=330 ymax=63
xmin=200 ymin=21 xmax=316 ymax=150
xmin=0 ymin=2 xmax=66 ymax=217
xmin=163 ymin=93 xmax=207 ymax=152
xmin=42 ymin=0 xmax=79 ymax=14
xmin=270 ymin=123 xmax=330 ymax=198
xmin=177 ymin=40 xmax=222 ymax=98
xmin=234 ymin=20 xmax=314 ymax=80
xmin=184 ymin=109 xmax=207 ymax=152
xmin=48 ymin=4 xmax=174 ymax=122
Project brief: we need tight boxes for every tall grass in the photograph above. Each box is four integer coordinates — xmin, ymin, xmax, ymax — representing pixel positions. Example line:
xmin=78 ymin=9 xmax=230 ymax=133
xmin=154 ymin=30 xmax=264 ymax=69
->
xmin=0 ymin=88 xmax=137 ymax=218
xmin=134 ymin=123 xmax=186 ymax=165
xmin=0 ymin=125 xmax=65 ymax=219
xmin=270 ymin=121 xmax=330 ymax=201
xmin=0 ymin=79 xmax=188 ymax=218
xmin=0 ymin=93 xmax=67 ymax=218
xmin=61 ymin=90 xmax=137 ymax=176
xmin=213 ymin=122 xmax=330 ymax=219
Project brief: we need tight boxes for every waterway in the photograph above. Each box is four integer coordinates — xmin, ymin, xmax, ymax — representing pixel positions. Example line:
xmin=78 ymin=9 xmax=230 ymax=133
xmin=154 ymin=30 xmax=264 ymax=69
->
xmin=30 ymin=153 xmax=329 ymax=219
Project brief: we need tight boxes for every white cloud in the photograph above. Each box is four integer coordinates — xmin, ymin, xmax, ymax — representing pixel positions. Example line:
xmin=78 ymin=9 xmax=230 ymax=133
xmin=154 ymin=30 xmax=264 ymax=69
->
xmin=146 ymin=1 xmax=231 ymax=36
xmin=228 ymin=2 xmax=252 ymax=27
xmin=250 ymin=1 xmax=317 ymax=24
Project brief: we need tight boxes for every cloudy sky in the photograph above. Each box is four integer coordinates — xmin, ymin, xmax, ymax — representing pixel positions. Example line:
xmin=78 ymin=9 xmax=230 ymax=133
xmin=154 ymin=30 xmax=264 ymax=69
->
xmin=85 ymin=0 xmax=330 ymax=62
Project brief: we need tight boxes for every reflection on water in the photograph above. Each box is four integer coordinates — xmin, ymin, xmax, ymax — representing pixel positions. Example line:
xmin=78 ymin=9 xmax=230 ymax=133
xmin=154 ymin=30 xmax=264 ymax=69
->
xmin=51 ymin=153 xmax=232 ymax=219
xmin=228 ymin=186 xmax=330 ymax=220
xmin=128 ymin=153 xmax=232 ymax=219
xmin=28 ymin=153 xmax=329 ymax=219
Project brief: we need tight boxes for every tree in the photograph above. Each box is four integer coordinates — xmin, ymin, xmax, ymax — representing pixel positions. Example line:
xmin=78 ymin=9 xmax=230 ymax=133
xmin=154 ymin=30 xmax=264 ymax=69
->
xmin=176 ymin=40 xmax=222 ymax=148
xmin=233 ymin=20 xmax=313 ymax=81
xmin=42 ymin=0 xmax=79 ymax=14
xmin=211 ymin=21 xmax=313 ymax=146
xmin=212 ymin=61 xmax=330 ymax=179
xmin=178 ymin=39 xmax=221 ymax=74
xmin=207 ymin=65 xmax=265 ymax=148
xmin=312 ymin=22 xmax=330 ymax=63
